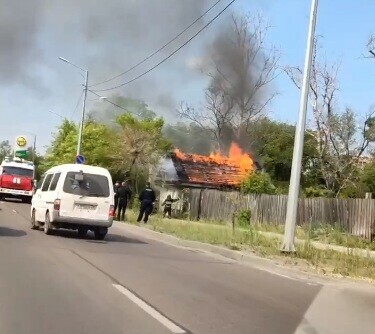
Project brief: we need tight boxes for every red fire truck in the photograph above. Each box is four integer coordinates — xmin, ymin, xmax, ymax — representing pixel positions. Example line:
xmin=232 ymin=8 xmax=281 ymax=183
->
xmin=0 ymin=157 xmax=35 ymax=203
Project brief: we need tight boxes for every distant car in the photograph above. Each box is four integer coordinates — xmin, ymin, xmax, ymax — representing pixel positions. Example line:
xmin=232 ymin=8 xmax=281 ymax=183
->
xmin=30 ymin=163 xmax=115 ymax=240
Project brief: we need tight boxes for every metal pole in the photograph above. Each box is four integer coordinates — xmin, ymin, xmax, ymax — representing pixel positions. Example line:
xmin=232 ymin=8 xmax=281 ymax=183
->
xmin=281 ymin=0 xmax=319 ymax=252
xmin=76 ymin=70 xmax=88 ymax=156
xmin=32 ymin=135 xmax=36 ymax=164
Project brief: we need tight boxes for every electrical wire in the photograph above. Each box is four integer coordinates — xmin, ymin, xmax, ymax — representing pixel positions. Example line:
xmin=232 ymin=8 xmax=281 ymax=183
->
xmin=92 ymin=0 xmax=236 ymax=93
xmin=70 ymin=90 xmax=84 ymax=119
xmin=89 ymin=90 xmax=131 ymax=112
xmin=89 ymin=0 xmax=223 ymax=88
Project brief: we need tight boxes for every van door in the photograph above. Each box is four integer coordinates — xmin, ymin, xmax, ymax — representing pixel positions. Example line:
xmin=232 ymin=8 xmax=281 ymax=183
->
xmin=33 ymin=174 xmax=46 ymax=221
xmin=59 ymin=171 xmax=111 ymax=221
xmin=45 ymin=172 xmax=61 ymax=221
xmin=39 ymin=173 xmax=54 ymax=218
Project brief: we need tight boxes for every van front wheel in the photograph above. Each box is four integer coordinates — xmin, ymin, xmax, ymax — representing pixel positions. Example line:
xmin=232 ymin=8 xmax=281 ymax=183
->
xmin=31 ymin=210 xmax=39 ymax=230
xmin=94 ymin=228 xmax=107 ymax=240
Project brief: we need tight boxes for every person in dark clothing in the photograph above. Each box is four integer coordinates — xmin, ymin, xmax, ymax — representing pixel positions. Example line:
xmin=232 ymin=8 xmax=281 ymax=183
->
xmin=113 ymin=181 xmax=120 ymax=214
xmin=162 ymin=195 xmax=179 ymax=218
xmin=137 ymin=182 xmax=156 ymax=223
xmin=117 ymin=181 xmax=132 ymax=221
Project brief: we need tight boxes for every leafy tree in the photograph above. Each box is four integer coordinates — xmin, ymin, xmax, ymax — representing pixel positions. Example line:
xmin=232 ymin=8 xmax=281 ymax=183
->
xmin=42 ymin=119 xmax=115 ymax=172
xmin=0 ymin=140 xmax=12 ymax=161
xmin=359 ymin=161 xmax=375 ymax=194
xmin=240 ymin=170 xmax=276 ymax=195
xmin=245 ymin=118 xmax=318 ymax=187
xmin=112 ymin=113 xmax=171 ymax=173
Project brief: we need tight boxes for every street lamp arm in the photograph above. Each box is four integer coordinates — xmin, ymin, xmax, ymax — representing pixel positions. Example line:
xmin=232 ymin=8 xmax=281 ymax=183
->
xmin=58 ymin=57 xmax=87 ymax=72
xmin=58 ymin=56 xmax=89 ymax=157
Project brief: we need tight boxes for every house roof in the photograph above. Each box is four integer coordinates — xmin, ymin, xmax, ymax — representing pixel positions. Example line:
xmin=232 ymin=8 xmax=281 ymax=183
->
xmin=167 ymin=151 xmax=256 ymax=188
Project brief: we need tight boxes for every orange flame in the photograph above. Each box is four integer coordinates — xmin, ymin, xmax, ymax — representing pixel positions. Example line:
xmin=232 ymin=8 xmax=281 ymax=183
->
xmin=173 ymin=142 xmax=254 ymax=185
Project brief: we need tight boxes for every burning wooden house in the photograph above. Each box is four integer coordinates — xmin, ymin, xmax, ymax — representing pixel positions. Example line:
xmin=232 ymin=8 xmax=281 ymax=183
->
xmin=150 ymin=143 xmax=259 ymax=216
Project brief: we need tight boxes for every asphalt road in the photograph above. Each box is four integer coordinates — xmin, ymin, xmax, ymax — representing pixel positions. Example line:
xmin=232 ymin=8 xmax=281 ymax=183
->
xmin=0 ymin=200 xmax=373 ymax=334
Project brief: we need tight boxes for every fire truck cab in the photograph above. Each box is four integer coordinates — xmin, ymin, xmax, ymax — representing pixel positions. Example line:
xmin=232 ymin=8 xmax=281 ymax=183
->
xmin=0 ymin=157 xmax=35 ymax=203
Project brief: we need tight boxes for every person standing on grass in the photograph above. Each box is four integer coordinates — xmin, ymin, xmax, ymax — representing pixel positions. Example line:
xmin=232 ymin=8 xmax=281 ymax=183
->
xmin=137 ymin=182 xmax=156 ymax=224
xmin=117 ymin=181 xmax=132 ymax=221
xmin=113 ymin=181 xmax=120 ymax=214
xmin=162 ymin=194 xmax=179 ymax=218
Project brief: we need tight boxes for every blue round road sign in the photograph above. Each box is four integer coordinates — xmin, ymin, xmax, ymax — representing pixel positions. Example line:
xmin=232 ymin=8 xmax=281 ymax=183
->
xmin=75 ymin=155 xmax=85 ymax=164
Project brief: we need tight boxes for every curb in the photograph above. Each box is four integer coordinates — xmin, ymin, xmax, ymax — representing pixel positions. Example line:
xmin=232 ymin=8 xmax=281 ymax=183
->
xmin=114 ymin=222 xmax=330 ymax=284
xmin=115 ymin=222 xmax=270 ymax=266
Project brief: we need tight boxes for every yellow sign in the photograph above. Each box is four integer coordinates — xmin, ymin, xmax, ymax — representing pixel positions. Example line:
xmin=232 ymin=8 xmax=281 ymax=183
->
xmin=16 ymin=136 xmax=27 ymax=147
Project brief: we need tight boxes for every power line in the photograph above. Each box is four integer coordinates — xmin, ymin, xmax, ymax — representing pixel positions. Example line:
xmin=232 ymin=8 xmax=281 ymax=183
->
xmin=88 ymin=90 xmax=131 ymax=112
xmin=88 ymin=90 xmax=145 ymax=118
xmin=89 ymin=0 xmax=223 ymax=88
xmin=71 ymin=90 xmax=84 ymax=119
xmin=92 ymin=0 xmax=236 ymax=93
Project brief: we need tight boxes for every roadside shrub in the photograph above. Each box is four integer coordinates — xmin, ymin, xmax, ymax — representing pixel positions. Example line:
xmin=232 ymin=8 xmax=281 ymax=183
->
xmin=237 ymin=210 xmax=251 ymax=228
xmin=241 ymin=171 xmax=276 ymax=195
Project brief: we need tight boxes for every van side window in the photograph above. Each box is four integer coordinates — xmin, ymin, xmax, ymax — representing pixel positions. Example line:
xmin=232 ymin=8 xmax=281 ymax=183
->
xmin=41 ymin=174 xmax=53 ymax=192
xmin=49 ymin=172 xmax=61 ymax=191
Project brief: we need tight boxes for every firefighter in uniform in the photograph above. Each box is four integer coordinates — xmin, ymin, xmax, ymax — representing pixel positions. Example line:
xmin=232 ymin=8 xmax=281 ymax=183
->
xmin=137 ymin=182 xmax=156 ymax=224
xmin=161 ymin=195 xmax=179 ymax=218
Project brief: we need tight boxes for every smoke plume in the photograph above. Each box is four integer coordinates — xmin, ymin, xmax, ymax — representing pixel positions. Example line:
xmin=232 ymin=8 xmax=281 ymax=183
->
xmin=197 ymin=13 xmax=279 ymax=152
xmin=0 ymin=0 xmax=212 ymax=115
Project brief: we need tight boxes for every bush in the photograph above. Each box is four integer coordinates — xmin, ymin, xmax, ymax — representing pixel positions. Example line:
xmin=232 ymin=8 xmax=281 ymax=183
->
xmin=241 ymin=171 xmax=276 ymax=195
xmin=237 ymin=210 xmax=251 ymax=228
xmin=304 ymin=186 xmax=333 ymax=198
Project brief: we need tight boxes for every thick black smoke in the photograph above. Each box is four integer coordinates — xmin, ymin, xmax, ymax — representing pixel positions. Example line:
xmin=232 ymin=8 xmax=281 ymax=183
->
xmin=0 ymin=0 xmax=45 ymax=86
xmin=199 ymin=13 xmax=278 ymax=153
xmin=0 ymin=0 xmax=212 ymax=111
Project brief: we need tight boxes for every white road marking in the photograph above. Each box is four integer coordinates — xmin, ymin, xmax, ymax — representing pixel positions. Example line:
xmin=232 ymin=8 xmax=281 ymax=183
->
xmin=12 ymin=209 xmax=17 ymax=213
xmin=255 ymin=267 xmax=319 ymax=285
xmin=113 ymin=284 xmax=186 ymax=334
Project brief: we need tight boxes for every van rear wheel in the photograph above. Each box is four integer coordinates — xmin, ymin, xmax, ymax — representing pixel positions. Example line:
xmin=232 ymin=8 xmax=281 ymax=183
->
xmin=94 ymin=228 xmax=107 ymax=240
xmin=77 ymin=228 xmax=88 ymax=239
xmin=44 ymin=213 xmax=52 ymax=235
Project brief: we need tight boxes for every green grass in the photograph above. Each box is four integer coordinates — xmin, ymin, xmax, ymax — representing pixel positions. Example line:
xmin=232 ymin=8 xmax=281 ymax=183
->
xmin=253 ymin=223 xmax=375 ymax=251
xmin=124 ymin=211 xmax=375 ymax=280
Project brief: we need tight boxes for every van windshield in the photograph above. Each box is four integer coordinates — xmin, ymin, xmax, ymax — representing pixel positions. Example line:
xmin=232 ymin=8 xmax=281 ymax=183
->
xmin=63 ymin=172 xmax=110 ymax=197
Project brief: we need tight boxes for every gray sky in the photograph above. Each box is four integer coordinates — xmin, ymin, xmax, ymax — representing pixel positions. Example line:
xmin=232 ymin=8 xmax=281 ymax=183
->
xmin=3 ymin=0 xmax=373 ymax=156
xmin=0 ymin=0 xmax=232 ymax=152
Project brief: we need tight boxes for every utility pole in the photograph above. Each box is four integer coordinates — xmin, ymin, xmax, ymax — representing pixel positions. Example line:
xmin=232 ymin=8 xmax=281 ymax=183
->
xmin=77 ymin=70 xmax=88 ymax=156
xmin=281 ymin=0 xmax=319 ymax=252
xmin=32 ymin=135 xmax=36 ymax=164
xmin=58 ymin=57 xmax=88 ymax=157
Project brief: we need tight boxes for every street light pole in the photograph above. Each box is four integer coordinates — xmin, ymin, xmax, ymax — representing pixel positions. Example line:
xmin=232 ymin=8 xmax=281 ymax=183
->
xmin=32 ymin=135 xmax=36 ymax=164
xmin=281 ymin=0 xmax=319 ymax=252
xmin=58 ymin=57 xmax=88 ymax=157
xmin=77 ymin=70 xmax=88 ymax=156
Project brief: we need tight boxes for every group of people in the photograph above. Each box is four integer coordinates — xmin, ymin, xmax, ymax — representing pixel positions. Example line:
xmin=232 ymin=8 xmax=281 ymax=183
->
xmin=113 ymin=180 xmax=180 ymax=223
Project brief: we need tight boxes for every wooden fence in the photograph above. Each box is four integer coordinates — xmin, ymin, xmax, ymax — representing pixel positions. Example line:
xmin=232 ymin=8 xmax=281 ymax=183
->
xmin=188 ymin=189 xmax=375 ymax=240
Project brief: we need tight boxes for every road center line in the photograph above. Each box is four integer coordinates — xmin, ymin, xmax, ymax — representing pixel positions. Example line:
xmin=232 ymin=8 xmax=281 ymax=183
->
xmin=113 ymin=284 xmax=186 ymax=334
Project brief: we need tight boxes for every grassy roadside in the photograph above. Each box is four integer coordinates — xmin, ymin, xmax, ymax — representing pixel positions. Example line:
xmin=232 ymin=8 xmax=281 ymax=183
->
xmin=123 ymin=210 xmax=375 ymax=280
xmin=253 ymin=223 xmax=375 ymax=251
